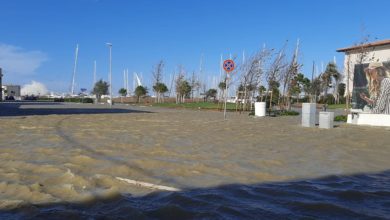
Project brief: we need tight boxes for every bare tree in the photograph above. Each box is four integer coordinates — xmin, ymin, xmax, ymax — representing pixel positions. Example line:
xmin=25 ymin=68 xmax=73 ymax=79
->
xmin=175 ymin=67 xmax=184 ymax=104
xmin=320 ymin=62 xmax=341 ymax=104
xmin=281 ymin=40 xmax=302 ymax=110
xmin=152 ymin=60 xmax=164 ymax=84
xmin=152 ymin=60 xmax=166 ymax=103
xmin=265 ymin=45 xmax=288 ymax=111
xmin=238 ymin=47 xmax=272 ymax=111
xmin=175 ymin=65 xmax=191 ymax=103
xmin=309 ymin=76 xmax=322 ymax=102
xmin=190 ymin=71 xmax=201 ymax=102
xmin=218 ymin=80 xmax=226 ymax=109
xmin=331 ymin=63 xmax=343 ymax=104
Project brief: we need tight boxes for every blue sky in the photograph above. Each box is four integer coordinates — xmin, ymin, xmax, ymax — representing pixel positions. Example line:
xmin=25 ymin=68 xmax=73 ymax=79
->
xmin=1 ymin=0 xmax=390 ymax=94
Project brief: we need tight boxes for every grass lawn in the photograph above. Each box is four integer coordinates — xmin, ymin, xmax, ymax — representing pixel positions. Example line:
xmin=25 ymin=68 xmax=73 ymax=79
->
xmin=327 ymin=104 xmax=351 ymax=109
xmin=152 ymin=102 xmax=238 ymax=110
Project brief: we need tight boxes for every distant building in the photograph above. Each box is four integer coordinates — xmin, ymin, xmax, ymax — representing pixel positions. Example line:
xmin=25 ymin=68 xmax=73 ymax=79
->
xmin=336 ymin=39 xmax=390 ymax=98
xmin=0 ymin=68 xmax=3 ymax=101
xmin=2 ymin=85 xmax=21 ymax=99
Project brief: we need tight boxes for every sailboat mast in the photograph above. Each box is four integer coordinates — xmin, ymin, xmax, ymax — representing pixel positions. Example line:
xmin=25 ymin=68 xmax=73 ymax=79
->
xmin=93 ymin=60 xmax=96 ymax=89
xmin=133 ymin=72 xmax=136 ymax=92
xmin=126 ymin=69 xmax=129 ymax=96
xmin=71 ymin=44 xmax=79 ymax=95
xmin=123 ymin=69 xmax=126 ymax=90
xmin=219 ymin=54 xmax=223 ymax=81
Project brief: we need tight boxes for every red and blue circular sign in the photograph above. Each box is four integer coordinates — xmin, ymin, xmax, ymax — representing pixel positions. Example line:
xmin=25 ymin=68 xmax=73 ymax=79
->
xmin=223 ymin=59 xmax=235 ymax=73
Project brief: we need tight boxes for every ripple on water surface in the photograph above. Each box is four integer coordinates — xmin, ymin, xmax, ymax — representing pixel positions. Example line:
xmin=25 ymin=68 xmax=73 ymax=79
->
xmin=0 ymin=171 xmax=389 ymax=219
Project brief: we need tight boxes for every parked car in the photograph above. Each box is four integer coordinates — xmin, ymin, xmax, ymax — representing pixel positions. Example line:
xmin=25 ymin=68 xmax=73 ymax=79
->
xmin=5 ymin=96 xmax=15 ymax=100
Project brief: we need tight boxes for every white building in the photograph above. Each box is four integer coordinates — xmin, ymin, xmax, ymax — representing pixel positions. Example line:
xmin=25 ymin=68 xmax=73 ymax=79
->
xmin=2 ymin=85 xmax=21 ymax=99
xmin=337 ymin=39 xmax=390 ymax=127
xmin=337 ymin=39 xmax=390 ymax=97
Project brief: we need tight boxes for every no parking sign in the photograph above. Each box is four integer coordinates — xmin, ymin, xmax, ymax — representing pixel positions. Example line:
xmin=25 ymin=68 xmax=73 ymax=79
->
xmin=223 ymin=59 xmax=235 ymax=73
xmin=222 ymin=59 xmax=235 ymax=120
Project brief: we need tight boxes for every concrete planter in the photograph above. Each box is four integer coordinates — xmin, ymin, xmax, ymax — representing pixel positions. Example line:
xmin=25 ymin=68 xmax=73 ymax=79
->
xmin=319 ymin=112 xmax=334 ymax=129
xmin=302 ymin=103 xmax=316 ymax=127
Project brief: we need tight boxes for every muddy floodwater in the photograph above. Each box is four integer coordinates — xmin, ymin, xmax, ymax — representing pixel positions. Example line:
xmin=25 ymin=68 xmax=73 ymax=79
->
xmin=0 ymin=102 xmax=389 ymax=219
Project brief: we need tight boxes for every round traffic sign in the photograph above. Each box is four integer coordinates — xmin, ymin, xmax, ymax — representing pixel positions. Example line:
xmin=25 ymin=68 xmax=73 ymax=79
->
xmin=223 ymin=59 xmax=235 ymax=73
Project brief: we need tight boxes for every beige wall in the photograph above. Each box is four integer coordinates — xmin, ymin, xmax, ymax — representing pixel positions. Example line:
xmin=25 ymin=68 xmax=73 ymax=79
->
xmin=342 ymin=44 xmax=390 ymax=97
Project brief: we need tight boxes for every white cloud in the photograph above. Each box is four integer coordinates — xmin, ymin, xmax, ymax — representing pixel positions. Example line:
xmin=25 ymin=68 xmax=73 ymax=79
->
xmin=0 ymin=43 xmax=48 ymax=75
xmin=21 ymin=81 xmax=49 ymax=96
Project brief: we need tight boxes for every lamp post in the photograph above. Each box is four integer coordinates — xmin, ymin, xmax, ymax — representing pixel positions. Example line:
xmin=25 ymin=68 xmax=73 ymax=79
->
xmin=106 ymin=43 xmax=113 ymax=108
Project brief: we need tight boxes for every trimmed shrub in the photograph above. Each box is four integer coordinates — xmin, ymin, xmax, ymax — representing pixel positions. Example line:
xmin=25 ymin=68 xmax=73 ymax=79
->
xmin=319 ymin=94 xmax=335 ymax=104
xmin=334 ymin=115 xmax=347 ymax=122
xmin=82 ymin=98 xmax=94 ymax=103
xmin=279 ymin=110 xmax=300 ymax=116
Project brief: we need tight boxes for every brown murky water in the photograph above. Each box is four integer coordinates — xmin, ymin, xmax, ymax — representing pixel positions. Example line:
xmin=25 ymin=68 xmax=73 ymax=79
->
xmin=0 ymin=103 xmax=389 ymax=218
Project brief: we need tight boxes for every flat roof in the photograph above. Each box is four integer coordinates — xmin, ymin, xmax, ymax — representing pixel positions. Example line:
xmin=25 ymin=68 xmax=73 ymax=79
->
xmin=336 ymin=39 xmax=390 ymax=52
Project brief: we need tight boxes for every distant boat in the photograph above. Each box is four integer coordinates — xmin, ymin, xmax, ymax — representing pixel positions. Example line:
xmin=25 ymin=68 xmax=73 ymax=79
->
xmin=49 ymin=92 xmax=63 ymax=98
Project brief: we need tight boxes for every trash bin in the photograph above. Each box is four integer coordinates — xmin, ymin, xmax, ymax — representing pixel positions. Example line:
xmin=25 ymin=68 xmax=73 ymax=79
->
xmin=255 ymin=102 xmax=266 ymax=117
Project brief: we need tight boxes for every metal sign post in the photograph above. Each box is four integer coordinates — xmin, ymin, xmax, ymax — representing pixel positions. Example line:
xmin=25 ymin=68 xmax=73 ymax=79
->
xmin=223 ymin=59 xmax=235 ymax=119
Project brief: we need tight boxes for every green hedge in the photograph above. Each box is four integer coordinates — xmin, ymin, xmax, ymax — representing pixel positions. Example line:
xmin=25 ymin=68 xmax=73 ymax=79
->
xmin=37 ymin=97 xmax=94 ymax=103
xmin=279 ymin=110 xmax=300 ymax=116
xmin=249 ymin=110 xmax=299 ymax=117
xmin=334 ymin=115 xmax=347 ymax=122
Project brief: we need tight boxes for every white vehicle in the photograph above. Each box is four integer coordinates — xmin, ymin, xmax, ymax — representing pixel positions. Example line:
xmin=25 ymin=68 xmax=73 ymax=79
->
xmin=226 ymin=96 xmax=255 ymax=104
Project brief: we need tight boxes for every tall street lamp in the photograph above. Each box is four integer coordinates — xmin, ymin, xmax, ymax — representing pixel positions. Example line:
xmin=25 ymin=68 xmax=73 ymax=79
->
xmin=106 ymin=43 xmax=112 ymax=108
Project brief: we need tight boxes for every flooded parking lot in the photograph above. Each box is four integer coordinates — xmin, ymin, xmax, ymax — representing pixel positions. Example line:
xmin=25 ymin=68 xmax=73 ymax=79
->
xmin=0 ymin=102 xmax=389 ymax=219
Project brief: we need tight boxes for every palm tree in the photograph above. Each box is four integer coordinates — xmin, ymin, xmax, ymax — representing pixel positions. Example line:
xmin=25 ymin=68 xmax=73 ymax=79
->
xmin=134 ymin=86 xmax=148 ymax=103
xmin=218 ymin=81 xmax=227 ymax=109
xmin=118 ymin=88 xmax=127 ymax=103
xmin=153 ymin=82 xmax=168 ymax=103
xmin=92 ymin=79 xmax=109 ymax=102
xmin=258 ymin=85 xmax=266 ymax=102
xmin=206 ymin=88 xmax=218 ymax=101
xmin=321 ymin=62 xmax=340 ymax=103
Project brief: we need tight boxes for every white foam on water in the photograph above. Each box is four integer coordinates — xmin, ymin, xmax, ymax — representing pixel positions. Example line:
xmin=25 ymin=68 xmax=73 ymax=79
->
xmin=21 ymin=81 xmax=48 ymax=96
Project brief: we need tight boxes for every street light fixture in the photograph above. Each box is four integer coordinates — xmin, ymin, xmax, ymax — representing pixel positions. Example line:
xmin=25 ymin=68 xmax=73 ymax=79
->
xmin=106 ymin=43 xmax=112 ymax=108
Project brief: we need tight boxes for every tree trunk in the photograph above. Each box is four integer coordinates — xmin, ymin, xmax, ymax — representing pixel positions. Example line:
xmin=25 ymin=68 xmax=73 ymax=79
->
xmin=243 ymin=87 xmax=247 ymax=111
xmin=264 ymin=89 xmax=269 ymax=106
xmin=346 ymin=56 xmax=351 ymax=111
xmin=286 ymin=95 xmax=291 ymax=111
xmin=324 ymin=87 xmax=328 ymax=104
xmin=269 ymin=91 xmax=273 ymax=112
